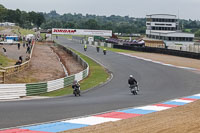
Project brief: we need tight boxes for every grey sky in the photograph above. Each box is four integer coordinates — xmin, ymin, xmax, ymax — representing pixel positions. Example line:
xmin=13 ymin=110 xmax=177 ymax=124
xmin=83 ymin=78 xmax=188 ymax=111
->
xmin=0 ymin=0 xmax=200 ymax=20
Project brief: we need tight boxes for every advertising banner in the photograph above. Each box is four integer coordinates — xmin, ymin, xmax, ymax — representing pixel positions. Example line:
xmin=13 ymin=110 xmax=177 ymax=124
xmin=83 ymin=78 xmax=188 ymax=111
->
xmin=52 ymin=28 xmax=112 ymax=36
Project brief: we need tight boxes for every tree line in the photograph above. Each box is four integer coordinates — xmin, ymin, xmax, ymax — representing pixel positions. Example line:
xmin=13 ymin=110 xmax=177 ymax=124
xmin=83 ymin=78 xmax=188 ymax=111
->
xmin=40 ymin=11 xmax=200 ymax=37
xmin=0 ymin=4 xmax=45 ymax=29
xmin=0 ymin=5 xmax=200 ymax=37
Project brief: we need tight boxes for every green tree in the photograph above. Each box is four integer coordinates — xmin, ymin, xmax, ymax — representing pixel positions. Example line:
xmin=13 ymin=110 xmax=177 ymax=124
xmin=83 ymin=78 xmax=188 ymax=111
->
xmin=195 ymin=29 xmax=200 ymax=37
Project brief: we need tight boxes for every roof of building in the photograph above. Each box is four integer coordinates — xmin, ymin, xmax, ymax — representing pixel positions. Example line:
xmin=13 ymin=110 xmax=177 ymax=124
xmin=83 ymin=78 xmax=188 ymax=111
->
xmin=146 ymin=14 xmax=177 ymax=19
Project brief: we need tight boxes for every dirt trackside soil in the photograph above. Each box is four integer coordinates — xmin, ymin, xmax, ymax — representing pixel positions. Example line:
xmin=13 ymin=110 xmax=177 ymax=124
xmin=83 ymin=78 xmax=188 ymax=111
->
xmin=5 ymin=43 xmax=83 ymax=83
xmin=60 ymin=52 xmax=200 ymax=133
xmin=129 ymin=52 xmax=200 ymax=70
xmin=51 ymin=46 xmax=84 ymax=75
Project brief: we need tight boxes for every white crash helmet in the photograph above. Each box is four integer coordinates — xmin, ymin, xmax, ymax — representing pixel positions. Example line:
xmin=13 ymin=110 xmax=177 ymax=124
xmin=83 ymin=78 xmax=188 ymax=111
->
xmin=130 ymin=75 xmax=133 ymax=78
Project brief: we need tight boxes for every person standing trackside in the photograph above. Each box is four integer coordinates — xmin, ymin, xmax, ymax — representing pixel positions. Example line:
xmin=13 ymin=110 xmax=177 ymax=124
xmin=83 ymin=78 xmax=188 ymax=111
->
xmin=2 ymin=47 xmax=7 ymax=56
xmin=84 ymin=44 xmax=87 ymax=51
xmin=103 ymin=47 xmax=107 ymax=55
xmin=17 ymin=43 xmax=20 ymax=50
xmin=96 ymin=45 xmax=100 ymax=52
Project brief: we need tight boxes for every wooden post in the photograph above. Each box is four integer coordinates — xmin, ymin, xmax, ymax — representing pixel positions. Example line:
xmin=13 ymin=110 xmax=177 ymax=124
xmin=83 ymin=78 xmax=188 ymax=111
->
xmin=3 ymin=71 xmax=5 ymax=83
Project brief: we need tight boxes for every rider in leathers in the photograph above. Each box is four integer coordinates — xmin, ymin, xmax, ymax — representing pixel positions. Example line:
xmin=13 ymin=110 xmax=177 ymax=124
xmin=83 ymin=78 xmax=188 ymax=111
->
xmin=128 ymin=75 xmax=138 ymax=91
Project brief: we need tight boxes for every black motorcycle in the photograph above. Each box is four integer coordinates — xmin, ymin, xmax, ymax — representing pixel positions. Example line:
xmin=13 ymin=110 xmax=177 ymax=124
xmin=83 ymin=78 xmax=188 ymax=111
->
xmin=73 ymin=86 xmax=81 ymax=96
xmin=96 ymin=47 xmax=100 ymax=52
xmin=103 ymin=49 xmax=106 ymax=55
xmin=130 ymin=84 xmax=139 ymax=95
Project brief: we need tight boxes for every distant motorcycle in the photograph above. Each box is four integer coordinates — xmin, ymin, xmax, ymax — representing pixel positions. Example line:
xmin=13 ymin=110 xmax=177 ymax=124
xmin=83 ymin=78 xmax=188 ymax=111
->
xmin=103 ymin=49 xmax=106 ymax=55
xmin=73 ymin=86 xmax=81 ymax=96
xmin=96 ymin=47 xmax=100 ymax=52
xmin=130 ymin=84 xmax=139 ymax=95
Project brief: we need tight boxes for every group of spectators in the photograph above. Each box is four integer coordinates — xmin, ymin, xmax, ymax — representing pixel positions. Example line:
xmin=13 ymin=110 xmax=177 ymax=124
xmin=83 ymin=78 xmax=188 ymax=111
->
xmin=15 ymin=38 xmax=33 ymax=65
xmin=0 ymin=37 xmax=33 ymax=66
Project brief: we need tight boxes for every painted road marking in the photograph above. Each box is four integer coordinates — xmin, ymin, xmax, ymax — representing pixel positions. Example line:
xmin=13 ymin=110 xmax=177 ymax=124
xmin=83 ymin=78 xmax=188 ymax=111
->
xmin=95 ymin=112 xmax=142 ymax=119
xmin=64 ymin=116 xmax=120 ymax=126
xmin=186 ymin=96 xmax=200 ymax=99
xmin=21 ymin=122 xmax=88 ymax=133
xmin=135 ymin=105 xmax=171 ymax=111
xmin=162 ymin=101 xmax=187 ymax=106
xmin=172 ymin=99 xmax=193 ymax=103
xmin=118 ymin=108 xmax=156 ymax=114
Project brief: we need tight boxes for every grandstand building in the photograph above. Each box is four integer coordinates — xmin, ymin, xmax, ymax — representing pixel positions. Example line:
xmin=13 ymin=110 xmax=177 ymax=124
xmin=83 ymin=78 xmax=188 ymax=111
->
xmin=146 ymin=14 xmax=194 ymax=46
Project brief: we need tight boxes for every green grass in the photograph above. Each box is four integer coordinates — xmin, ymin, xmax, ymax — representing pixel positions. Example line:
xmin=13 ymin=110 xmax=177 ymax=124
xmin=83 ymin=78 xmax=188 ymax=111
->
xmin=99 ymin=46 xmax=140 ymax=53
xmin=0 ymin=27 xmax=5 ymax=31
xmin=12 ymin=27 xmax=34 ymax=36
xmin=184 ymin=29 xmax=192 ymax=33
xmin=40 ymin=47 xmax=110 ymax=97
xmin=40 ymin=33 xmax=46 ymax=40
xmin=0 ymin=53 xmax=15 ymax=67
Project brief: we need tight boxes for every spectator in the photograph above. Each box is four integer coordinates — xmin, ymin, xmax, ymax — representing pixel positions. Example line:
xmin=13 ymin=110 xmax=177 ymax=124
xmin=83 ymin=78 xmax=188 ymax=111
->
xmin=28 ymin=39 xmax=31 ymax=45
xmin=26 ymin=45 xmax=31 ymax=54
xmin=17 ymin=43 xmax=20 ymax=50
xmin=2 ymin=47 xmax=7 ymax=56
xmin=19 ymin=56 xmax=23 ymax=62
xmin=15 ymin=60 xmax=22 ymax=65
xmin=23 ymin=42 xmax=25 ymax=47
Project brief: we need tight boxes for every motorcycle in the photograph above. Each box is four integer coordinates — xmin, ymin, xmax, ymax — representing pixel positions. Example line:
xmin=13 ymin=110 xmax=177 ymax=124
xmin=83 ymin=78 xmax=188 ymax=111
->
xmin=84 ymin=48 xmax=87 ymax=51
xmin=130 ymin=84 xmax=139 ymax=95
xmin=73 ymin=86 xmax=81 ymax=96
xmin=103 ymin=50 xmax=106 ymax=55
xmin=96 ymin=47 xmax=100 ymax=52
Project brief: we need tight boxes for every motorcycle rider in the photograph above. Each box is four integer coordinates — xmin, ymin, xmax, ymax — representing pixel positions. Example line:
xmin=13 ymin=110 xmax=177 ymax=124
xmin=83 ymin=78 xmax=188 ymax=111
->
xmin=72 ymin=80 xmax=80 ymax=92
xmin=96 ymin=45 xmax=100 ymax=52
xmin=128 ymin=75 xmax=139 ymax=91
xmin=84 ymin=44 xmax=87 ymax=51
xmin=103 ymin=47 xmax=107 ymax=55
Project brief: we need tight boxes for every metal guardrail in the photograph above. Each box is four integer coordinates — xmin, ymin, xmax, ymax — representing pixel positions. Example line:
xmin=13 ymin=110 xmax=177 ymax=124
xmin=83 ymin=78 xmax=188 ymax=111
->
xmin=0 ymin=44 xmax=89 ymax=100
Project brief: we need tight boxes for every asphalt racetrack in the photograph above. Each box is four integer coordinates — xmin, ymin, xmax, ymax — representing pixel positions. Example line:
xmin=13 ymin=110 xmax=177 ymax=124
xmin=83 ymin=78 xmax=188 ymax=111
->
xmin=1 ymin=37 xmax=200 ymax=129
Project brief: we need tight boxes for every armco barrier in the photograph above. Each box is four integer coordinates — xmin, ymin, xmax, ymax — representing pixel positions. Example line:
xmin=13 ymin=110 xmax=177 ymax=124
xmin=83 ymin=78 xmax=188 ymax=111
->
xmin=0 ymin=84 xmax=26 ymax=100
xmin=26 ymin=82 xmax=48 ymax=96
xmin=80 ymin=40 xmax=200 ymax=59
xmin=0 ymin=44 xmax=89 ymax=100
xmin=113 ymin=45 xmax=200 ymax=59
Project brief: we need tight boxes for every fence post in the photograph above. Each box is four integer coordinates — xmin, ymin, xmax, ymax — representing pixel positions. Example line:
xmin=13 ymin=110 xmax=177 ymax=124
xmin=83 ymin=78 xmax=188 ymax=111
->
xmin=3 ymin=71 xmax=5 ymax=83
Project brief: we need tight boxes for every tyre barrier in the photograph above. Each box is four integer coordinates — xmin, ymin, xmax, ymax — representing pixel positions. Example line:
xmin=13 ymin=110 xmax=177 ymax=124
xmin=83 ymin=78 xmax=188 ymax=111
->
xmin=0 ymin=45 xmax=89 ymax=100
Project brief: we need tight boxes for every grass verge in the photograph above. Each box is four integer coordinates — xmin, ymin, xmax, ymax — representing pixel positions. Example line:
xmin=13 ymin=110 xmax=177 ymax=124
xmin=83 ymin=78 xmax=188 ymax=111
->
xmin=99 ymin=46 xmax=140 ymax=53
xmin=0 ymin=53 xmax=15 ymax=67
xmin=40 ymin=33 xmax=46 ymax=40
xmin=12 ymin=27 xmax=34 ymax=36
xmin=40 ymin=47 xmax=110 ymax=97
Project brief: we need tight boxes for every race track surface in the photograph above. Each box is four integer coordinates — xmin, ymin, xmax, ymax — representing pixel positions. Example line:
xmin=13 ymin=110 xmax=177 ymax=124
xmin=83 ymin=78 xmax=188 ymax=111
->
xmin=1 ymin=37 xmax=200 ymax=129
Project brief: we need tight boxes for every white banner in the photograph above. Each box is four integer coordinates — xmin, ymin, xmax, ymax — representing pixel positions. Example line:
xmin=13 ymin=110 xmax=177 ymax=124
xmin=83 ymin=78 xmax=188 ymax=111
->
xmin=52 ymin=28 xmax=112 ymax=36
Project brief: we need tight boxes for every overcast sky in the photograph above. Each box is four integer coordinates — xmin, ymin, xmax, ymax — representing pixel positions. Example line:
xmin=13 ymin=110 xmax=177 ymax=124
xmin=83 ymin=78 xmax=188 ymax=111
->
xmin=0 ymin=0 xmax=200 ymax=20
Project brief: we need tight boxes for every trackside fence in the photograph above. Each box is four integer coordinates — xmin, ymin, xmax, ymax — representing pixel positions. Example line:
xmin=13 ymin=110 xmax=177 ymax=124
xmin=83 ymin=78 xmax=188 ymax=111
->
xmin=0 ymin=44 xmax=89 ymax=100
xmin=80 ymin=39 xmax=200 ymax=59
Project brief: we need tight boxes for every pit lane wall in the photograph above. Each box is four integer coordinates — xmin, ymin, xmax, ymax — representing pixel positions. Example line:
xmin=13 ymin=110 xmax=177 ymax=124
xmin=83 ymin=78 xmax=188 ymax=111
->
xmin=0 ymin=45 xmax=89 ymax=100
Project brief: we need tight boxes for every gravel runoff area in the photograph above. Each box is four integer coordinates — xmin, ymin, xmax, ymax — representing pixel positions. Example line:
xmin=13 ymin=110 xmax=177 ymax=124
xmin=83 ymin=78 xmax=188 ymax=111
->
xmin=5 ymin=43 xmax=84 ymax=83
xmin=60 ymin=52 xmax=200 ymax=133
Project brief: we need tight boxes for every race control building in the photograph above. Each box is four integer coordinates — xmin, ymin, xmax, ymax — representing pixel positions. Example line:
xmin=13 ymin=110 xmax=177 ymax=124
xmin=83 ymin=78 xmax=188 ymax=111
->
xmin=146 ymin=14 xmax=194 ymax=46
